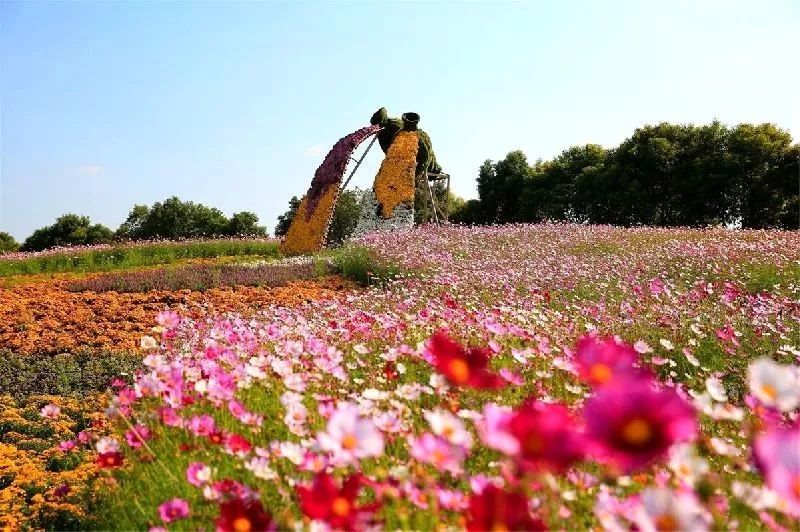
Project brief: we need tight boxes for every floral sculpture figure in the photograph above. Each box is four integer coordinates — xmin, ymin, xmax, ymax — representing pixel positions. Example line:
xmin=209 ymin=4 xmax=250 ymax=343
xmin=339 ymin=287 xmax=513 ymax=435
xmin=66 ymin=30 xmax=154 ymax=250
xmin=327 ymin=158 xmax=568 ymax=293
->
xmin=281 ymin=126 xmax=379 ymax=255
xmin=281 ymin=108 xmax=442 ymax=255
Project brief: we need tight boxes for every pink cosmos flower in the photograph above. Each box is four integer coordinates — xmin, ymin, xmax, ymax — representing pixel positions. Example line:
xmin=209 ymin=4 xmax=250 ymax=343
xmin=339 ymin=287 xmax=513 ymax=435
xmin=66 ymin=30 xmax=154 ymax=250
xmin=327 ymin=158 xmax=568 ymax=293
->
xmin=96 ymin=436 xmax=120 ymax=454
xmin=583 ymin=376 xmax=697 ymax=472
xmin=156 ymin=310 xmax=181 ymax=328
xmin=40 ymin=404 xmax=60 ymax=419
xmin=186 ymin=462 xmax=212 ymax=487
xmin=125 ymin=424 xmax=152 ymax=449
xmin=317 ymin=402 xmax=384 ymax=465
xmin=158 ymin=498 xmax=190 ymax=523
xmin=187 ymin=414 xmax=217 ymax=436
xmin=59 ymin=440 xmax=76 ymax=452
xmin=753 ymin=423 xmax=800 ymax=515
xmin=575 ymin=334 xmax=641 ymax=387
xmin=410 ymin=433 xmax=467 ymax=475
xmin=477 ymin=403 xmax=518 ymax=455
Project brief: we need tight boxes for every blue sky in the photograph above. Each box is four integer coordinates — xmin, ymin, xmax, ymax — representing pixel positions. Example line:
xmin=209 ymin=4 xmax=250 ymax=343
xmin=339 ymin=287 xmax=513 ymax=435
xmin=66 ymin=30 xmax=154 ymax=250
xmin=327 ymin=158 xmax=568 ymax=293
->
xmin=1 ymin=0 xmax=798 ymax=241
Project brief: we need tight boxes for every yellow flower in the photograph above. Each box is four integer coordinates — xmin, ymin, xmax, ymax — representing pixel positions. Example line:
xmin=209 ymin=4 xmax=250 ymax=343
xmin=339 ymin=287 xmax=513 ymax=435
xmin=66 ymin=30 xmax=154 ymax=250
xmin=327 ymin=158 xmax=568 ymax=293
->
xmin=374 ymin=131 xmax=418 ymax=218
xmin=281 ymin=184 xmax=340 ymax=255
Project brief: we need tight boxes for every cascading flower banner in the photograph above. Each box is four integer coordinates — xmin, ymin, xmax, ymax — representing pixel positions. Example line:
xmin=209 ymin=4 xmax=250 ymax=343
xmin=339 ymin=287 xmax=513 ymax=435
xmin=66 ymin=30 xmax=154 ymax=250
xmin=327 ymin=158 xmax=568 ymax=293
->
xmin=281 ymin=125 xmax=378 ymax=255
xmin=373 ymin=130 xmax=418 ymax=218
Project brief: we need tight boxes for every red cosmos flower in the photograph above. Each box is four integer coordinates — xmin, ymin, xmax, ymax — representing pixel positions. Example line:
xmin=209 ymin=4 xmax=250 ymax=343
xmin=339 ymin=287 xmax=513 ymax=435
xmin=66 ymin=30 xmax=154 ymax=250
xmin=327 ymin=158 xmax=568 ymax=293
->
xmin=429 ymin=332 xmax=505 ymax=389
xmin=208 ymin=431 xmax=226 ymax=445
xmin=96 ymin=452 xmax=124 ymax=468
xmin=508 ymin=400 xmax=584 ymax=472
xmin=466 ymin=484 xmax=547 ymax=531
xmin=383 ymin=361 xmax=398 ymax=381
xmin=296 ymin=472 xmax=379 ymax=530
xmin=575 ymin=335 xmax=642 ymax=387
xmin=583 ymin=377 xmax=697 ymax=473
xmin=215 ymin=498 xmax=273 ymax=532
xmin=225 ymin=433 xmax=252 ymax=455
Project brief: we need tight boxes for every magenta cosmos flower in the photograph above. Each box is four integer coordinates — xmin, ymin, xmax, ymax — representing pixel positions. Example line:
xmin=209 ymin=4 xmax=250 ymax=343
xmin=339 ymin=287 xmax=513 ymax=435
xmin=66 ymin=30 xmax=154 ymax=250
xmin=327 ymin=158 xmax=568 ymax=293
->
xmin=583 ymin=377 xmax=697 ymax=473
xmin=508 ymin=399 xmax=585 ymax=472
xmin=754 ymin=424 xmax=800 ymax=516
xmin=158 ymin=498 xmax=189 ymax=523
xmin=575 ymin=334 xmax=642 ymax=388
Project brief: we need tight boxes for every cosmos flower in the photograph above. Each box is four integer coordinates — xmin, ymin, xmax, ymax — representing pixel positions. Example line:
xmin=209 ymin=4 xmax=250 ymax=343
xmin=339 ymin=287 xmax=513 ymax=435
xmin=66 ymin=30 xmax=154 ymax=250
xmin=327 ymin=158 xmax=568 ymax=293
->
xmin=96 ymin=452 xmax=124 ymax=468
xmin=158 ymin=498 xmax=190 ymax=523
xmin=40 ymin=403 xmax=60 ymax=419
xmin=753 ymin=423 xmax=800 ymax=515
xmin=477 ymin=403 xmax=518 ymax=455
xmin=748 ymin=357 xmax=800 ymax=412
xmin=124 ymin=424 xmax=152 ymax=449
xmin=508 ymin=399 xmax=585 ymax=472
xmin=215 ymin=498 xmax=273 ymax=532
xmin=410 ymin=433 xmax=467 ymax=475
xmin=466 ymin=484 xmax=546 ymax=531
xmin=632 ymin=488 xmax=710 ymax=531
xmin=296 ymin=472 xmax=379 ymax=530
xmin=668 ymin=444 xmax=709 ymax=487
xmin=187 ymin=462 xmax=212 ymax=487
xmin=583 ymin=376 xmax=697 ymax=472
xmin=424 ymin=409 xmax=473 ymax=448
xmin=317 ymin=402 xmax=384 ymax=465
xmin=574 ymin=334 xmax=642 ymax=387
xmin=428 ymin=332 xmax=505 ymax=389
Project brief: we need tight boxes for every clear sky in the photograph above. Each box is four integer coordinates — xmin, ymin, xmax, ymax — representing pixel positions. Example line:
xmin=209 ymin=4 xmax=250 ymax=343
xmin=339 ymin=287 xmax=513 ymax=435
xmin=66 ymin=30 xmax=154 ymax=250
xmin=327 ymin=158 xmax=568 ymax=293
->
xmin=1 ymin=0 xmax=798 ymax=241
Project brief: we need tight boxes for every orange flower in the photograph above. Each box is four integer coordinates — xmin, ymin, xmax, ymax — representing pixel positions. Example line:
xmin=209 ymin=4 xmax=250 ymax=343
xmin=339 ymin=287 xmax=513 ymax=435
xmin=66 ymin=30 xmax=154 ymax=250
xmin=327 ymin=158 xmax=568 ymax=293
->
xmin=374 ymin=130 xmax=419 ymax=218
xmin=281 ymin=184 xmax=340 ymax=255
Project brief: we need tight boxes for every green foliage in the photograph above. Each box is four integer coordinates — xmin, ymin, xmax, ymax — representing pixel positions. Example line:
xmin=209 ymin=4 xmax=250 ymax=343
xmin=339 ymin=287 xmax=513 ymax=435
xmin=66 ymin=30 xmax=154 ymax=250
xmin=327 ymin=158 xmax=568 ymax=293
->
xmin=328 ymin=189 xmax=362 ymax=245
xmin=274 ymin=196 xmax=301 ymax=237
xmin=470 ymin=122 xmax=798 ymax=229
xmin=0 ymin=232 xmax=19 ymax=254
xmin=0 ymin=239 xmax=280 ymax=277
xmin=116 ymin=197 xmax=268 ymax=240
xmin=330 ymin=245 xmax=401 ymax=287
xmin=21 ymin=214 xmax=114 ymax=252
xmin=226 ymin=211 xmax=267 ymax=237
xmin=0 ymin=350 xmax=142 ymax=399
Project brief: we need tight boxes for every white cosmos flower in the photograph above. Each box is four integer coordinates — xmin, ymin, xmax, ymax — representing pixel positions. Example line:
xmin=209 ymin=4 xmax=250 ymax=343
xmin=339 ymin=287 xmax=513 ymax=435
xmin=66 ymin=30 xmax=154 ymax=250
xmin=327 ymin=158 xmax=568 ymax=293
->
xmin=317 ymin=402 xmax=384 ymax=465
xmin=668 ymin=444 xmax=709 ymax=486
xmin=424 ymin=409 xmax=473 ymax=449
xmin=705 ymin=377 xmax=728 ymax=402
xmin=659 ymin=339 xmax=674 ymax=351
xmin=96 ymin=436 xmax=120 ymax=454
xmin=634 ymin=488 xmax=710 ymax=532
xmin=748 ymin=357 xmax=800 ymax=412
xmin=140 ymin=335 xmax=158 ymax=350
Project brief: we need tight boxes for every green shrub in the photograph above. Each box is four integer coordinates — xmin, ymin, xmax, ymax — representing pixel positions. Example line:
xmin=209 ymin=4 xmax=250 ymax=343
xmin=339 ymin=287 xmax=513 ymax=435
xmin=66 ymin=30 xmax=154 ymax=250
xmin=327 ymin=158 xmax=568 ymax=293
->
xmin=330 ymin=245 xmax=402 ymax=287
xmin=0 ymin=350 xmax=142 ymax=398
xmin=0 ymin=232 xmax=19 ymax=254
xmin=21 ymin=214 xmax=113 ymax=252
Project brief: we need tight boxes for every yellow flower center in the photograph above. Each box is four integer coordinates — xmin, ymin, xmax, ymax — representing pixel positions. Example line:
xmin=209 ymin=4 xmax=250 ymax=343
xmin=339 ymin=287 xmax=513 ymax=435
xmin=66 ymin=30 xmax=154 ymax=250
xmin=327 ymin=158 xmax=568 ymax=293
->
xmin=491 ymin=522 xmax=510 ymax=532
xmin=621 ymin=417 xmax=653 ymax=446
xmin=589 ymin=363 xmax=613 ymax=384
xmin=332 ymin=496 xmax=351 ymax=517
xmin=654 ymin=514 xmax=679 ymax=531
xmin=342 ymin=433 xmax=358 ymax=451
xmin=233 ymin=517 xmax=252 ymax=532
xmin=792 ymin=474 xmax=800 ymax=499
xmin=761 ymin=384 xmax=778 ymax=401
xmin=448 ymin=359 xmax=470 ymax=384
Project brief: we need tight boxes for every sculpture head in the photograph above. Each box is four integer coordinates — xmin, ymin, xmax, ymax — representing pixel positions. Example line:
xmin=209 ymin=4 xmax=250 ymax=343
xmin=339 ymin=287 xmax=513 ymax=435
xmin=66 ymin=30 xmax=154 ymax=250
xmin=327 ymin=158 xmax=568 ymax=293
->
xmin=370 ymin=107 xmax=388 ymax=127
xmin=401 ymin=112 xmax=420 ymax=131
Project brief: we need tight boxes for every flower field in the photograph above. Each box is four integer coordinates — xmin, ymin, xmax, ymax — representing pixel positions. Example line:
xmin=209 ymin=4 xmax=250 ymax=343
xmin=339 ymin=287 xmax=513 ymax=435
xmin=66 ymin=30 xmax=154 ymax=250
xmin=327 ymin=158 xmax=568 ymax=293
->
xmin=2 ymin=224 xmax=800 ymax=530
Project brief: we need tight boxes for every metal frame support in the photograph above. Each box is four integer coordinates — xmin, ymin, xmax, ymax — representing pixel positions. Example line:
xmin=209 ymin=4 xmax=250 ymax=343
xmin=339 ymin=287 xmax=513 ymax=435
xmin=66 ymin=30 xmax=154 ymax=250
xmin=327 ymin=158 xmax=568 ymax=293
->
xmin=340 ymin=132 xmax=379 ymax=192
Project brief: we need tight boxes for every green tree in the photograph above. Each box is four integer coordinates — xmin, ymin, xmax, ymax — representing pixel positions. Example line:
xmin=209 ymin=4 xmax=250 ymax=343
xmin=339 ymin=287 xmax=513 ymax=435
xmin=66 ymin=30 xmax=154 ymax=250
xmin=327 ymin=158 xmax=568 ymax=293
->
xmin=275 ymin=196 xmax=301 ymax=237
xmin=226 ymin=212 xmax=267 ymax=237
xmin=116 ymin=204 xmax=150 ymax=239
xmin=0 ymin=232 xmax=19 ymax=253
xmin=123 ymin=197 xmax=229 ymax=239
xmin=21 ymin=214 xmax=114 ymax=252
xmin=328 ymin=189 xmax=362 ymax=245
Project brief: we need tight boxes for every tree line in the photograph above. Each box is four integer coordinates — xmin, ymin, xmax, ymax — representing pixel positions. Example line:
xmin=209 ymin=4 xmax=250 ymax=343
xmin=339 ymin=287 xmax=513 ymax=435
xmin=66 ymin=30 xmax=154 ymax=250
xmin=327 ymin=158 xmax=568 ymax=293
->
xmin=4 ymin=197 xmax=267 ymax=253
xmin=453 ymin=122 xmax=799 ymax=229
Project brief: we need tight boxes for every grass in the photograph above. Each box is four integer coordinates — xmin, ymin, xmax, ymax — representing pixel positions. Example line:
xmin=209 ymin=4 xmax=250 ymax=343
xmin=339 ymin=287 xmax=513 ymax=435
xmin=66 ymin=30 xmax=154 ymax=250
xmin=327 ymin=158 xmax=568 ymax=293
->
xmin=0 ymin=239 xmax=281 ymax=277
xmin=328 ymin=245 xmax=404 ymax=287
